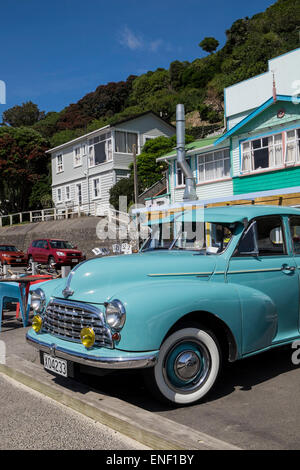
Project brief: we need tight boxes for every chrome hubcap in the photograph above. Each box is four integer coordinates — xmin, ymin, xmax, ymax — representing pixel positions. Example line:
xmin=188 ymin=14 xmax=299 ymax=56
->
xmin=174 ymin=350 xmax=201 ymax=381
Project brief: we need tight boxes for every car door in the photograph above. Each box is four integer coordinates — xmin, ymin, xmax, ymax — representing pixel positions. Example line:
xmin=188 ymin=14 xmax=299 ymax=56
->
xmin=33 ymin=240 xmax=43 ymax=262
xmin=227 ymin=215 xmax=299 ymax=354
xmin=288 ymin=215 xmax=300 ymax=334
xmin=40 ymin=240 xmax=50 ymax=263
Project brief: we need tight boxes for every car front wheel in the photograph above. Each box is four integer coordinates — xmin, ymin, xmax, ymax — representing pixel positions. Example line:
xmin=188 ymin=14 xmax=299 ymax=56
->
xmin=144 ymin=326 xmax=221 ymax=405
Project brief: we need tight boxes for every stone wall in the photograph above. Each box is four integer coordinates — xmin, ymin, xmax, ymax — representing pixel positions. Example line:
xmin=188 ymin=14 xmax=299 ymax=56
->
xmin=0 ymin=216 xmax=138 ymax=259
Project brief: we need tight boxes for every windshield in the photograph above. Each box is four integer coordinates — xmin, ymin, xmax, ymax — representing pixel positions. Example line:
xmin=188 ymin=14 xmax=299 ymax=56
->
xmin=49 ymin=240 xmax=74 ymax=249
xmin=141 ymin=221 xmax=236 ymax=254
xmin=0 ymin=245 xmax=19 ymax=252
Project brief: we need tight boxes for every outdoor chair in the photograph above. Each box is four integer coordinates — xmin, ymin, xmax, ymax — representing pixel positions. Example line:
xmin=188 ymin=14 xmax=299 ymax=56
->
xmin=0 ymin=282 xmax=26 ymax=333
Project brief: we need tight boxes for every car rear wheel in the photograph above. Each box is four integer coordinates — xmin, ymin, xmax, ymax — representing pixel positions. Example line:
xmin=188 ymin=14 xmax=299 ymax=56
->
xmin=27 ymin=256 xmax=33 ymax=269
xmin=144 ymin=326 xmax=221 ymax=405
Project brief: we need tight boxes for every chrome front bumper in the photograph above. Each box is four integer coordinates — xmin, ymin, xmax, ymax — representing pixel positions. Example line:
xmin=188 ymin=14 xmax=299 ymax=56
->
xmin=26 ymin=334 xmax=158 ymax=370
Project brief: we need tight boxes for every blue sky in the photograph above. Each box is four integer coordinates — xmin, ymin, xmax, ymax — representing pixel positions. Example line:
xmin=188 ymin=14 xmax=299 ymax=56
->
xmin=0 ymin=0 xmax=276 ymax=121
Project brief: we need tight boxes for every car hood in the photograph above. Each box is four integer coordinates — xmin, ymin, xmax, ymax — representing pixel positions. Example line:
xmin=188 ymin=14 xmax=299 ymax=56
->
xmin=0 ymin=251 xmax=25 ymax=256
xmin=52 ymin=251 xmax=217 ymax=304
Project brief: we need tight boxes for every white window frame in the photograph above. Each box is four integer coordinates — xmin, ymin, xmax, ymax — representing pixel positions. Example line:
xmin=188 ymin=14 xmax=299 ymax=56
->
xmin=285 ymin=128 xmax=300 ymax=165
xmin=92 ymin=177 xmax=101 ymax=199
xmin=115 ymin=130 xmax=139 ymax=154
xmin=57 ymin=187 xmax=63 ymax=203
xmin=73 ymin=146 xmax=82 ymax=168
xmin=75 ymin=183 xmax=82 ymax=206
xmin=56 ymin=154 xmax=63 ymax=173
xmin=65 ymin=185 xmax=71 ymax=202
xmin=241 ymin=132 xmax=284 ymax=174
xmin=197 ymin=149 xmax=230 ymax=183
xmin=175 ymin=161 xmax=186 ymax=187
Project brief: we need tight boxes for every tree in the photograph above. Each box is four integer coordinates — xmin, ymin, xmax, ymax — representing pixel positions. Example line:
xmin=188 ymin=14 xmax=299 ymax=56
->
xmin=109 ymin=177 xmax=135 ymax=210
xmin=199 ymin=37 xmax=219 ymax=54
xmin=0 ymin=127 xmax=49 ymax=213
xmin=131 ymin=134 xmax=194 ymax=192
xmin=2 ymin=101 xmax=45 ymax=127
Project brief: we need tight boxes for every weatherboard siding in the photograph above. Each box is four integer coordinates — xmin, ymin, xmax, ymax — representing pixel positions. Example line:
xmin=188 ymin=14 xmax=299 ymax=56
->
xmin=233 ymin=166 xmax=300 ymax=195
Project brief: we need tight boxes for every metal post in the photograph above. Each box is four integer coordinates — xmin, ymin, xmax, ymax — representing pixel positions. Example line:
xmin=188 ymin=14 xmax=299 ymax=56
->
xmin=133 ymin=144 xmax=138 ymax=206
xmin=9 ymin=215 xmax=12 ymax=225
xmin=19 ymin=212 xmax=23 ymax=224
xmin=32 ymin=262 xmax=37 ymax=275
xmin=3 ymin=264 xmax=7 ymax=277
xmin=61 ymin=266 xmax=71 ymax=278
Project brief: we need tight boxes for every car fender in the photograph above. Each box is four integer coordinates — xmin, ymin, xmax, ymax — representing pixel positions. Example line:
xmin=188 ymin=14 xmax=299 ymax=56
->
xmin=111 ymin=278 xmax=277 ymax=356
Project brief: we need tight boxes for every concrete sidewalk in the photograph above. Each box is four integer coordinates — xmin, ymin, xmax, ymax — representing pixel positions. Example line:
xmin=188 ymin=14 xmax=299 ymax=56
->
xmin=0 ymin=310 xmax=240 ymax=451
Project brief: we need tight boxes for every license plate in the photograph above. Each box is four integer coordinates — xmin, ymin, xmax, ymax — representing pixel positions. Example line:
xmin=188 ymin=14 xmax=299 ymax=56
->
xmin=15 ymin=258 xmax=21 ymax=262
xmin=72 ymin=258 xmax=78 ymax=263
xmin=44 ymin=354 xmax=68 ymax=377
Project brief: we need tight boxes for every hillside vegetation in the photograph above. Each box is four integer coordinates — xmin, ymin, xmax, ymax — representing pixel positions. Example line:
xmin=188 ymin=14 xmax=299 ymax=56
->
xmin=28 ymin=0 xmax=300 ymax=147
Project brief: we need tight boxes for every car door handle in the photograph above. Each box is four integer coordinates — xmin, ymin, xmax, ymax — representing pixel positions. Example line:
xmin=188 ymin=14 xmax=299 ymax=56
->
xmin=281 ymin=264 xmax=296 ymax=272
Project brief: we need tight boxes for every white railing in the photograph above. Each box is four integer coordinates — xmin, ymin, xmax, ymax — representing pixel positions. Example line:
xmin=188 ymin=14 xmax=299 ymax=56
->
xmin=0 ymin=202 xmax=104 ymax=227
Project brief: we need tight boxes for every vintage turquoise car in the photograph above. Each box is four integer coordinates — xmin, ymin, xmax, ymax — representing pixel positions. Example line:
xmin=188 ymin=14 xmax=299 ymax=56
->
xmin=26 ymin=205 xmax=300 ymax=405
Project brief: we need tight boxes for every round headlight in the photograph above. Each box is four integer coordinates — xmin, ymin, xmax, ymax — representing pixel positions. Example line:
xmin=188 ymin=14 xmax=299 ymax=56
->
xmin=30 ymin=288 xmax=46 ymax=313
xmin=105 ymin=300 xmax=126 ymax=331
xmin=80 ymin=327 xmax=95 ymax=349
xmin=32 ymin=315 xmax=43 ymax=333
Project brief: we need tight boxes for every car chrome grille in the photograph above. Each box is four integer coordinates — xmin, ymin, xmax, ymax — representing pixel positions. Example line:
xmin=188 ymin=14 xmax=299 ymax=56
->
xmin=42 ymin=299 xmax=113 ymax=348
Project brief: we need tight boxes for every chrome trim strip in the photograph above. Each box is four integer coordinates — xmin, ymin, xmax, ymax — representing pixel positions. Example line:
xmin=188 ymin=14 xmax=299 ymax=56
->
xmin=148 ymin=272 xmax=213 ymax=277
xmin=26 ymin=334 xmax=158 ymax=370
xmin=228 ymin=268 xmax=283 ymax=274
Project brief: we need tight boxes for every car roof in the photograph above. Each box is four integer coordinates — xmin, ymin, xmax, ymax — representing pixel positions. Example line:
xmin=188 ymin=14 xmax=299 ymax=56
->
xmin=147 ymin=205 xmax=300 ymax=225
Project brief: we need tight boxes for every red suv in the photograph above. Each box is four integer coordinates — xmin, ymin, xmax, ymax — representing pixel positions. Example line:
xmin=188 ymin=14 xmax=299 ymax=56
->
xmin=27 ymin=239 xmax=84 ymax=269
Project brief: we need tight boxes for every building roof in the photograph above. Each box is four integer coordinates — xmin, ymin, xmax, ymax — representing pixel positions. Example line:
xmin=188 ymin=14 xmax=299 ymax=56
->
xmin=46 ymin=111 xmax=175 ymax=154
xmin=156 ymin=136 xmax=225 ymax=162
xmin=215 ymin=94 xmax=300 ymax=146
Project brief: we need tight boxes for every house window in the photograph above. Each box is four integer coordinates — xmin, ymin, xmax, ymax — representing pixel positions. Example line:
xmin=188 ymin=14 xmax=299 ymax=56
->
xmin=176 ymin=160 xmax=191 ymax=187
xmin=198 ymin=149 xmax=230 ymax=182
xmin=286 ymin=129 xmax=300 ymax=164
xmin=241 ymin=133 xmax=283 ymax=173
xmin=115 ymin=131 xmax=138 ymax=153
xmin=74 ymin=146 xmax=82 ymax=167
xmin=76 ymin=183 xmax=82 ymax=206
xmin=65 ymin=185 xmax=71 ymax=201
xmin=92 ymin=178 xmax=101 ymax=199
xmin=57 ymin=187 xmax=63 ymax=203
xmin=88 ymin=134 xmax=112 ymax=167
xmin=56 ymin=154 xmax=63 ymax=173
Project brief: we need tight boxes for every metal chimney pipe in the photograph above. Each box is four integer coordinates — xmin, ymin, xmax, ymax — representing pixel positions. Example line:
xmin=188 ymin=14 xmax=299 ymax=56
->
xmin=176 ymin=104 xmax=198 ymax=201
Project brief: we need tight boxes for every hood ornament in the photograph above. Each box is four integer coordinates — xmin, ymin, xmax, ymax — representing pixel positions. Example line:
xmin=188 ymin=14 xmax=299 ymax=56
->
xmin=61 ymin=259 xmax=89 ymax=299
xmin=62 ymin=286 xmax=74 ymax=298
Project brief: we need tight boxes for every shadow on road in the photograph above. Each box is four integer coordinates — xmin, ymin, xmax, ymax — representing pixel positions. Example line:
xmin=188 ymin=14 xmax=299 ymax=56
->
xmin=63 ymin=343 xmax=300 ymax=412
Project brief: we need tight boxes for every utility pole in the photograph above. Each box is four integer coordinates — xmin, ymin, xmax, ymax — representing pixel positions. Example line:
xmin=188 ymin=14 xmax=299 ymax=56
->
xmin=133 ymin=144 xmax=138 ymax=206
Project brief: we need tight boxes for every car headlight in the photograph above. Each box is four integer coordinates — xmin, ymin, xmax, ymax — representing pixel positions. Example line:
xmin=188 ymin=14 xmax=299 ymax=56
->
xmin=56 ymin=251 xmax=66 ymax=256
xmin=105 ymin=299 xmax=126 ymax=331
xmin=30 ymin=288 xmax=46 ymax=313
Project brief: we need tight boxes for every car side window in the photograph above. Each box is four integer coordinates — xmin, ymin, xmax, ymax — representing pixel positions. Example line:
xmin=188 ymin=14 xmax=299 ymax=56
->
xmin=42 ymin=241 xmax=49 ymax=249
xmin=235 ymin=215 xmax=287 ymax=257
xmin=289 ymin=216 xmax=300 ymax=255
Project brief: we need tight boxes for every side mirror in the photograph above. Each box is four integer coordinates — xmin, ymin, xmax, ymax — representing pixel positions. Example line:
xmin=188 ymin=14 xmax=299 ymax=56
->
xmin=238 ymin=221 xmax=259 ymax=256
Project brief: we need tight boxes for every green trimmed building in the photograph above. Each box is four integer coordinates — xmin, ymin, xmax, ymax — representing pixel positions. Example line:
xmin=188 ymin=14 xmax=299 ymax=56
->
xmin=158 ymin=47 xmax=300 ymax=208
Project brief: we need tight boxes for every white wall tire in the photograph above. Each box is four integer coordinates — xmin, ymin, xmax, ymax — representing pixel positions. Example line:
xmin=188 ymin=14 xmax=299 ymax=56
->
xmin=145 ymin=327 xmax=221 ymax=405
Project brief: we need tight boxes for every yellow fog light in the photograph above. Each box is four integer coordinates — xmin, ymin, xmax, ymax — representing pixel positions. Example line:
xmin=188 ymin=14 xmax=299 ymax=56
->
xmin=32 ymin=315 xmax=43 ymax=333
xmin=80 ymin=327 xmax=95 ymax=349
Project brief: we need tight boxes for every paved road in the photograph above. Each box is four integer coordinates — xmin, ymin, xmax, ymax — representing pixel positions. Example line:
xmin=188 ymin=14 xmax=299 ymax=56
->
xmin=76 ymin=344 xmax=300 ymax=450
xmin=0 ymin=374 xmax=148 ymax=450
xmin=2 ymin=308 xmax=300 ymax=450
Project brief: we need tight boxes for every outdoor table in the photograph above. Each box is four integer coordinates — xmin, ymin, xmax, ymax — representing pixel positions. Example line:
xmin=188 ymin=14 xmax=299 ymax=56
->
xmin=0 ymin=275 xmax=54 ymax=327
